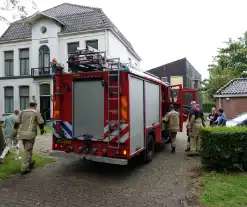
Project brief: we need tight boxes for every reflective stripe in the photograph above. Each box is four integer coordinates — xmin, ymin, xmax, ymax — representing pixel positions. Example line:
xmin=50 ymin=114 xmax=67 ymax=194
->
xmin=53 ymin=121 xmax=129 ymax=143
xmin=103 ymin=124 xmax=129 ymax=143
xmin=53 ymin=121 xmax=73 ymax=139
xmin=121 ymin=96 xmax=127 ymax=120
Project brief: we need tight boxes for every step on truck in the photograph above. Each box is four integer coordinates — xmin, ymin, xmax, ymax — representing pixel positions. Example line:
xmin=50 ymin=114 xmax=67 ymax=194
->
xmin=51 ymin=47 xmax=184 ymax=165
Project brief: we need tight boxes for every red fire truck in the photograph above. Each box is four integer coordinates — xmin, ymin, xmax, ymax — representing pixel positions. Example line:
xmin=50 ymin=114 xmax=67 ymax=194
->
xmin=52 ymin=48 xmax=184 ymax=165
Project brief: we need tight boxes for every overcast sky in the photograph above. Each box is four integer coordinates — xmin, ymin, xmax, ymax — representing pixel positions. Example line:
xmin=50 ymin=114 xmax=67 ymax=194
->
xmin=2 ymin=0 xmax=247 ymax=79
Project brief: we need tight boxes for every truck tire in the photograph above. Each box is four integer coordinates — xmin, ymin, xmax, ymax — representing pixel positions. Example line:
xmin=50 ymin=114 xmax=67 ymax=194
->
xmin=143 ymin=134 xmax=155 ymax=164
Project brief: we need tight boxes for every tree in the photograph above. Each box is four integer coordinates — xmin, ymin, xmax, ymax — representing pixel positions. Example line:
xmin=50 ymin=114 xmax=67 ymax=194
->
xmin=0 ymin=0 xmax=36 ymax=24
xmin=202 ymin=31 xmax=247 ymax=101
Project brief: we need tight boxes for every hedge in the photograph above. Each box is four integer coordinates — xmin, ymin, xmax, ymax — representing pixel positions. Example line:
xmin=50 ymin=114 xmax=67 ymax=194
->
xmin=200 ymin=126 xmax=247 ymax=171
xmin=202 ymin=103 xmax=216 ymax=113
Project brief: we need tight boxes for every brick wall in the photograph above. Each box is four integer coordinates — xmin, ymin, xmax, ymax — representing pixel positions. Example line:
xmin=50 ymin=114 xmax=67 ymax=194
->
xmin=216 ymin=97 xmax=247 ymax=118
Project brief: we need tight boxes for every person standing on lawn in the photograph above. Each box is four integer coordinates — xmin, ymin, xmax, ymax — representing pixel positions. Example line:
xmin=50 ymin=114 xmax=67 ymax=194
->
xmin=14 ymin=102 xmax=45 ymax=175
xmin=0 ymin=109 xmax=21 ymax=164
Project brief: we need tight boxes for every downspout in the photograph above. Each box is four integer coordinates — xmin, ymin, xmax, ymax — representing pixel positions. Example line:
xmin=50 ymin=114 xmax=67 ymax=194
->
xmin=219 ymin=97 xmax=222 ymax=108
xmin=104 ymin=29 xmax=109 ymax=56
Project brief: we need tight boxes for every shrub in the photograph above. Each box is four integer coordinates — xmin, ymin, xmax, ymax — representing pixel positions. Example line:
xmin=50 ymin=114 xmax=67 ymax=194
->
xmin=202 ymin=103 xmax=216 ymax=113
xmin=200 ymin=126 xmax=247 ymax=171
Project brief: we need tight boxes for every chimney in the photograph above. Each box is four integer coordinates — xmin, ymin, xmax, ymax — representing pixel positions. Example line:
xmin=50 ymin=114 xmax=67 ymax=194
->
xmin=194 ymin=80 xmax=199 ymax=89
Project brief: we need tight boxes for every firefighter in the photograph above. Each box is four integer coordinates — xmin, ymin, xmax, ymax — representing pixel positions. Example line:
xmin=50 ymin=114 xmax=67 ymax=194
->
xmin=0 ymin=109 xmax=21 ymax=164
xmin=163 ymin=104 xmax=180 ymax=153
xmin=185 ymin=101 xmax=196 ymax=152
xmin=187 ymin=101 xmax=203 ymax=156
xmin=14 ymin=102 xmax=45 ymax=175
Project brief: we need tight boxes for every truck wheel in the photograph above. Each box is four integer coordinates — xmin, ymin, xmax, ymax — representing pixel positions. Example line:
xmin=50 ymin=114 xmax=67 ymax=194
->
xmin=144 ymin=134 xmax=155 ymax=164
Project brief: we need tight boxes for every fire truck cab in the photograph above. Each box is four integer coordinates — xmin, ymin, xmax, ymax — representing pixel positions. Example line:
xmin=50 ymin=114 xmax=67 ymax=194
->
xmin=52 ymin=47 xmax=184 ymax=165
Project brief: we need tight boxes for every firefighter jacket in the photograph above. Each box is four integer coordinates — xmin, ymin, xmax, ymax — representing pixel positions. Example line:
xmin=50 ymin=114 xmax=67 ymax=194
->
xmin=16 ymin=108 xmax=44 ymax=140
xmin=188 ymin=108 xmax=203 ymax=137
xmin=163 ymin=109 xmax=180 ymax=132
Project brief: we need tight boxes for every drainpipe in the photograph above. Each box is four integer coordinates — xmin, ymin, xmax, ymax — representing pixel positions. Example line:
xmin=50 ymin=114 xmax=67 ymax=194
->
xmin=104 ymin=29 xmax=109 ymax=56
xmin=219 ymin=97 xmax=222 ymax=108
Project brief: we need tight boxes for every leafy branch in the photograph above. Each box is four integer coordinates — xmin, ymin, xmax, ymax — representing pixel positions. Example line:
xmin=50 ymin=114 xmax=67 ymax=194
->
xmin=0 ymin=0 xmax=37 ymax=24
xmin=203 ymin=31 xmax=247 ymax=102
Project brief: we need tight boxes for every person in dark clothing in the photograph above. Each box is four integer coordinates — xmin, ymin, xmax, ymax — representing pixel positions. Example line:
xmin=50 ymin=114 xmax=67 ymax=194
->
xmin=196 ymin=104 xmax=206 ymax=127
xmin=207 ymin=107 xmax=219 ymax=126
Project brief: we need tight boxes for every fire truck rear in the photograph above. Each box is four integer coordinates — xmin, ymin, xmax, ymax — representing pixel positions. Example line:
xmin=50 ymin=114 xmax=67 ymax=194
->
xmin=52 ymin=47 xmax=184 ymax=165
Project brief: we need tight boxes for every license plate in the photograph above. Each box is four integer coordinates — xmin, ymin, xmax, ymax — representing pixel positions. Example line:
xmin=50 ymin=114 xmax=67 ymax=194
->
xmin=56 ymin=139 xmax=72 ymax=144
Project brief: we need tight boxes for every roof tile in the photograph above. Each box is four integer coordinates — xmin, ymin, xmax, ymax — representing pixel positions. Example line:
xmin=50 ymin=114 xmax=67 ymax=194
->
xmin=0 ymin=3 xmax=138 ymax=57
xmin=216 ymin=78 xmax=247 ymax=95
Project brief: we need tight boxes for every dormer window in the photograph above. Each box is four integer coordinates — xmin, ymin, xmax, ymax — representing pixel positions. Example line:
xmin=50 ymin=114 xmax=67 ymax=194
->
xmin=40 ymin=26 xmax=47 ymax=34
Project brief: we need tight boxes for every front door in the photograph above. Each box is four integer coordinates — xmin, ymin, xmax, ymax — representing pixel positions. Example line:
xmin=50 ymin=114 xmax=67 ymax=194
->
xmin=39 ymin=83 xmax=51 ymax=121
xmin=40 ymin=96 xmax=50 ymax=121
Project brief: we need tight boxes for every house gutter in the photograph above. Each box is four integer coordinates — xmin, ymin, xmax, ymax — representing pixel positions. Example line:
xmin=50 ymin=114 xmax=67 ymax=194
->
xmin=0 ymin=37 xmax=31 ymax=44
xmin=57 ymin=28 xmax=110 ymax=37
xmin=214 ymin=93 xmax=247 ymax=98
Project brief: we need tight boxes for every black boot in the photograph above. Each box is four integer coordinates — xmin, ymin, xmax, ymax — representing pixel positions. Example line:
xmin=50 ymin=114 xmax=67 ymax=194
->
xmin=29 ymin=160 xmax=36 ymax=169
xmin=171 ymin=147 xmax=175 ymax=153
xmin=20 ymin=168 xmax=31 ymax=175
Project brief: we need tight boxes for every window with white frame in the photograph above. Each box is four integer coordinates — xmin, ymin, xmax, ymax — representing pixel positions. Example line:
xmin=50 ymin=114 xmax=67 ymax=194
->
xmin=19 ymin=86 xmax=29 ymax=110
xmin=68 ymin=42 xmax=79 ymax=54
xmin=4 ymin=51 xmax=14 ymax=76
xmin=4 ymin=86 xmax=14 ymax=113
xmin=19 ymin=48 xmax=29 ymax=75
xmin=86 ymin=40 xmax=98 ymax=50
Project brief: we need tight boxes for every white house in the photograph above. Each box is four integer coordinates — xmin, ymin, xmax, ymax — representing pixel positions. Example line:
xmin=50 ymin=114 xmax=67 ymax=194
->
xmin=0 ymin=3 xmax=141 ymax=121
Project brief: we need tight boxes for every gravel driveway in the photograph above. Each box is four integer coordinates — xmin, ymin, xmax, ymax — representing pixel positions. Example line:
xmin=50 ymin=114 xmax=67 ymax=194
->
xmin=0 ymin=131 xmax=201 ymax=207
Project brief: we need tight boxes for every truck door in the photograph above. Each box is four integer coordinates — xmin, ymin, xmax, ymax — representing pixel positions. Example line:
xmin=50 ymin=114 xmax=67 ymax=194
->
xmin=167 ymin=84 xmax=183 ymax=132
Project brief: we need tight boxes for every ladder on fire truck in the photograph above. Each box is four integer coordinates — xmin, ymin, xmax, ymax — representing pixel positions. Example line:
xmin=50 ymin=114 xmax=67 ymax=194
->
xmin=67 ymin=46 xmax=123 ymax=148
xmin=107 ymin=58 xmax=122 ymax=149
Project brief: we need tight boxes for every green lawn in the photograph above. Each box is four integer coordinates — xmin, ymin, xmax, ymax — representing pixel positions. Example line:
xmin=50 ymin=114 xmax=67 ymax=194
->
xmin=0 ymin=151 xmax=55 ymax=180
xmin=200 ymin=172 xmax=247 ymax=207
